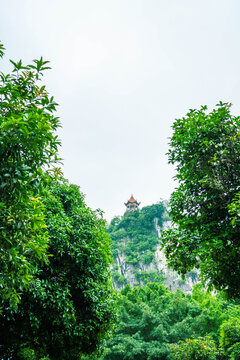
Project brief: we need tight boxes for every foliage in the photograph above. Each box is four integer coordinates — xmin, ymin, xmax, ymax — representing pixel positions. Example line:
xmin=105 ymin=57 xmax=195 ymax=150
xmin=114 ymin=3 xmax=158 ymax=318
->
xmin=133 ymin=270 xmax=165 ymax=286
xmin=108 ymin=203 xmax=166 ymax=286
xmin=229 ymin=192 xmax=240 ymax=227
xmin=162 ymin=103 xmax=240 ymax=297
xmin=170 ymin=337 xmax=219 ymax=360
xmin=220 ymin=318 xmax=240 ymax=357
xmin=112 ymin=271 xmax=128 ymax=287
xmin=17 ymin=347 xmax=50 ymax=360
xmin=0 ymin=42 xmax=5 ymax=58
xmin=0 ymin=42 xmax=61 ymax=307
xmin=0 ymin=44 xmax=117 ymax=358
xmin=0 ymin=179 xmax=117 ymax=359
xmin=80 ymin=282 xmax=240 ymax=360
xmin=95 ymin=283 xmax=240 ymax=360
xmin=227 ymin=342 xmax=240 ymax=360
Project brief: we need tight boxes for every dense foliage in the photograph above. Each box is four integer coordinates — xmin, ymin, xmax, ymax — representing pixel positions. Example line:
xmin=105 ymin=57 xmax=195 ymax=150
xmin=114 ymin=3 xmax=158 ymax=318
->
xmin=0 ymin=44 xmax=117 ymax=359
xmin=82 ymin=283 xmax=240 ymax=360
xmin=162 ymin=103 xmax=240 ymax=297
xmin=0 ymin=43 xmax=61 ymax=308
xmin=108 ymin=203 xmax=167 ymax=287
xmin=220 ymin=318 xmax=240 ymax=359
xmin=0 ymin=179 xmax=117 ymax=359
xmin=171 ymin=337 xmax=218 ymax=360
xmin=2 ymin=40 xmax=240 ymax=360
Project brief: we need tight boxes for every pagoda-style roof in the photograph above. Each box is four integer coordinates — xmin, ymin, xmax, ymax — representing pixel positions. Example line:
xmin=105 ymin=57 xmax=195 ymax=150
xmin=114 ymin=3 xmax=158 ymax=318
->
xmin=124 ymin=195 xmax=140 ymax=206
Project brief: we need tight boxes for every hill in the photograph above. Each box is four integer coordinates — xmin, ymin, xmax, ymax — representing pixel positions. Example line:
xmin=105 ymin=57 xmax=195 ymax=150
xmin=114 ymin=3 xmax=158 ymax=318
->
xmin=108 ymin=201 xmax=198 ymax=292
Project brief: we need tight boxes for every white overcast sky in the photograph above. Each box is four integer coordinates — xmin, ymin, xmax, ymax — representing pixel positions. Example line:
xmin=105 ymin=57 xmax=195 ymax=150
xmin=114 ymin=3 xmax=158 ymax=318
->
xmin=1 ymin=0 xmax=240 ymax=221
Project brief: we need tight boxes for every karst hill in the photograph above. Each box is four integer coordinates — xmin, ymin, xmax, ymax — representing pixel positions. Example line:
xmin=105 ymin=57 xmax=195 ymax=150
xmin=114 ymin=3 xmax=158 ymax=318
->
xmin=108 ymin=197 xmax=198 ymax=292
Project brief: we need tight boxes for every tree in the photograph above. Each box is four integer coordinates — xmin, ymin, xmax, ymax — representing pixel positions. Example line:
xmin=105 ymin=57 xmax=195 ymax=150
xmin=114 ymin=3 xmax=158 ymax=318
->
xmin=170 ymin=337 xmax=219 ymax=360
xmin=85 ymin=280 xmax=240 ymax=360
xmin=229 ymin=192 xmax=240 ymax=227
xmin=161 ymin=103 xmax=240 ymax=297
xmin=0 ymin=42 xmax=61 ymax=308
xmin=100 ymin=284 xmax=215 ymax=360
xmin=0 ymin=44 xmax=117 ymax=359
xmin=220 ymin=318 xmax=240 ymax=359
xmin=0 ymin=179 xmax=117 ymax=359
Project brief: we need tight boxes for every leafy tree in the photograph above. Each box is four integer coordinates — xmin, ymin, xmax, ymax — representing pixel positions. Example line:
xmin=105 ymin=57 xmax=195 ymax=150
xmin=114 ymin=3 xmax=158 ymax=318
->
xmin=98 ymin=284 xmax=229 ymax=360
xmin=0 ymin=179 xmax=117 ymax=359
xmin=170 ymin=337 xmax=219 ymax=360
xmin=227 ymin=343 xmax=240 ymax=360
xmin=220 ymin=318 xmax=240 ymax=358
xmin=162 ymin=103 xmax=240 ymax=297
xmin=80 ymin=282 xmax=240 ymax=360
xmin=229 ymin=192 xmax=240 ymax=227
xmin=0 ymin=42 xmax=61 ymax=307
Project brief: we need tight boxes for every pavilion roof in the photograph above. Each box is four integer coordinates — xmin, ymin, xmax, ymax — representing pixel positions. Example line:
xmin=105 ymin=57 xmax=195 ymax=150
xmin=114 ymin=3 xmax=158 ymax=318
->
xmin=125 ymin=195 xmax=140 ymax=205
xmin=128 ymin=195 xmax=137 ymax=203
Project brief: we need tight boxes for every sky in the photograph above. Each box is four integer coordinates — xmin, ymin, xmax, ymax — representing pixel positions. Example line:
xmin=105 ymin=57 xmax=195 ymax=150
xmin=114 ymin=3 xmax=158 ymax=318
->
xmin=1 ymin=0 xmax=240 ymax=222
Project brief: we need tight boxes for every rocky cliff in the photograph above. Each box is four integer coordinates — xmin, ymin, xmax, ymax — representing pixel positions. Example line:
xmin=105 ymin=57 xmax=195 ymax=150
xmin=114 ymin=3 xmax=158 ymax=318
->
xmin=108 ymin=202 xmax=198 ymax=292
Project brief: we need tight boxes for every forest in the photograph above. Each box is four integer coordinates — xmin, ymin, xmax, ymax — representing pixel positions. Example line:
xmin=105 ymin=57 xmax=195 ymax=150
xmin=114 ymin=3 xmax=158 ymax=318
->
xmin=1 ymin=42 xmax=240 ymax=360
xmin=95 ymin=283 xmax=240 ymax=360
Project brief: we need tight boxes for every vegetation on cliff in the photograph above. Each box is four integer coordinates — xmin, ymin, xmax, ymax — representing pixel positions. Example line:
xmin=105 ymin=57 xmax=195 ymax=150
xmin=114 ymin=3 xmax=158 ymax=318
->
xmin=108 ymin=202 xmax=167 ymax=287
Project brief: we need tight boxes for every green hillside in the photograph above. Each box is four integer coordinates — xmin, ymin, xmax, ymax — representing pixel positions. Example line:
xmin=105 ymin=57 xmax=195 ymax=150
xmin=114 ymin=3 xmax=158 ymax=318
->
xmin=108 ymin=202 xmax=169 ymax=288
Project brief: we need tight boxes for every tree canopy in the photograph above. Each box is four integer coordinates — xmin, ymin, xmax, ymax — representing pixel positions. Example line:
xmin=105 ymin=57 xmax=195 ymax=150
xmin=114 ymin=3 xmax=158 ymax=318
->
xmin=0 ymin=44 xmax=117 ymax=359
xmin=0 ymin=179 xmax=117 ymax=359
xmin=87 ymin=283 xmax=240 ymax=360
xmin=162 ymin=103 xmax=240 ymax=297
xmin=0 ymin=43 xmax=61 ymax=308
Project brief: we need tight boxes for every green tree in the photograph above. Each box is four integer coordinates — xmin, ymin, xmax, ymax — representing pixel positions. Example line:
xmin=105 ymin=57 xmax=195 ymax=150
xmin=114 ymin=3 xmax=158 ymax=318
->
xmin=83 ymin=282 xmax=240 ymax=360
xmin=0 ymin=179 xmax=117 ymax=359
xmin=162 ymin=103 xmax=240 ymax=297
xmin=0 ymin=43 xmax=61 ymax=307
xmin=229 ymin=192 xmax=240 ymax=227
xmin=170 ymin=337 xmax=219 ymax=360
xmin=220 ymin=318 xmax=240 ymax=359
xmin=100 ymin=284 xmax=222 ymax=360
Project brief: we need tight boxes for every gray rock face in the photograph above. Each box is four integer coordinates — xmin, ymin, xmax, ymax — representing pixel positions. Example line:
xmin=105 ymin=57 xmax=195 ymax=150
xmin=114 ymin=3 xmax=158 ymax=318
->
xmin=154 ymin=245 xmax=198 ymax=293
xmin=111 ymin=217 xmax=198 ymax=292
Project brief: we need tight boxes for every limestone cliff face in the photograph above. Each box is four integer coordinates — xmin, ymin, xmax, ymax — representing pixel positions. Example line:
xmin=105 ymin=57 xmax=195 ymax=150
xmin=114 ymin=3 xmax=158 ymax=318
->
xmin=154 ymin=245 xmax=198 ymax=293
xmin=111 ymin=247 xmax=198 ymax=293
xmin=109 ymin=204 xmax=198 ymax=293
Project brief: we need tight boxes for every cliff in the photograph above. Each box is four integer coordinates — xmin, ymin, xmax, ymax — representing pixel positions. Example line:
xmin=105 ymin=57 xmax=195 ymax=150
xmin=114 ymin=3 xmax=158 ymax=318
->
xmin=108 ymin=202 xmax=198 ymax=292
